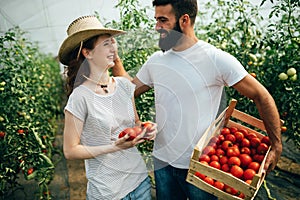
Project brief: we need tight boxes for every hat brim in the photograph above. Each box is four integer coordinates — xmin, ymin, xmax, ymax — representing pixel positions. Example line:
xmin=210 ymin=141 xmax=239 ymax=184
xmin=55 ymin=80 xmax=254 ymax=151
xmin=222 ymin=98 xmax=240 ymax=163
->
xmin=58 ymin=28 xmax=126 ymax=65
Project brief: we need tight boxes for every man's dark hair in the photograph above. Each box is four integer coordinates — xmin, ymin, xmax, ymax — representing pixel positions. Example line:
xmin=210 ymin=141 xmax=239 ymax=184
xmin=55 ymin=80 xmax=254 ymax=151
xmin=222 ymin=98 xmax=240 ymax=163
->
xmin=152 ymin=0 xmax=198 ymax=24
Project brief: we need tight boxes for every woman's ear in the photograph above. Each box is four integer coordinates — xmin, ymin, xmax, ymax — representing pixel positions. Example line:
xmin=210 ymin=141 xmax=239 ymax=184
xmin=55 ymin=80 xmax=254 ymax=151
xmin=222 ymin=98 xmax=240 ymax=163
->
xmin=82 ymin=48 xmax=91 ymax=59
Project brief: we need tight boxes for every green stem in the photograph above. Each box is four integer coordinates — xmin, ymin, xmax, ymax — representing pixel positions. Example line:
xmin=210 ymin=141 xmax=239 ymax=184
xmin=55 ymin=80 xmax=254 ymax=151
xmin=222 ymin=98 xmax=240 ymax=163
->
xmin=263 ymin=180 xmax=276 ymax=200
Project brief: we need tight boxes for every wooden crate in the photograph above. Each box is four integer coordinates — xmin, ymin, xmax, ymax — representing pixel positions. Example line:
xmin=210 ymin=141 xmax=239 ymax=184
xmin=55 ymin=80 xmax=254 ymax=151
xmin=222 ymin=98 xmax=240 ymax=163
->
xmin=186 ymin=99 xmax=270 ymax=200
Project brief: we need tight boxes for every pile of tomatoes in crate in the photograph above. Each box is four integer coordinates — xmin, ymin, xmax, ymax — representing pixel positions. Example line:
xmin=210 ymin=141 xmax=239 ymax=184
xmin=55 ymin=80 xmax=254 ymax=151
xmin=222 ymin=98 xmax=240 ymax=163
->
xmin=195 ymin=126 xmax=270 ymax=198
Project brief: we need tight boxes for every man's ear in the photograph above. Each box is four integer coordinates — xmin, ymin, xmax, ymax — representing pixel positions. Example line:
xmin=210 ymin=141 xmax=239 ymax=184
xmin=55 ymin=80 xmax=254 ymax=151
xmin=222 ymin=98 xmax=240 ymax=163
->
xmin=179 ymin=14 xmax=190 ymax=30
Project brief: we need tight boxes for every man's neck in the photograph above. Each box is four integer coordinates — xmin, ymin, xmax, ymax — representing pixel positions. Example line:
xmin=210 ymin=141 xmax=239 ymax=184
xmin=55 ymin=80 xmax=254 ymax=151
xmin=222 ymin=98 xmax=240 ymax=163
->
xmin=173 ymin=33 xmax=198 ymax=52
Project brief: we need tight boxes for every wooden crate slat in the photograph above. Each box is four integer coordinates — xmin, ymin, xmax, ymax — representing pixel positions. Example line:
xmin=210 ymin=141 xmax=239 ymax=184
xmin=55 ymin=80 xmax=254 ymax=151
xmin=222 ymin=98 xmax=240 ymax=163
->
xmin=189 ymin=159 xmax=255 ymax=197
xmin=187 ymin=172 xmax=241 ymax=200
xmin=231 ymin=109 xmax=266 ymax=131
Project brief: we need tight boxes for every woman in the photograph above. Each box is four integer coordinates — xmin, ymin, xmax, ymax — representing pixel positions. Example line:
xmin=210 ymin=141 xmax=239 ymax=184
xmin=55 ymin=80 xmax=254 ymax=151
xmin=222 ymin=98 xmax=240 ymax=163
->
xmin=58 ymin=15 xmax=156 ymax=200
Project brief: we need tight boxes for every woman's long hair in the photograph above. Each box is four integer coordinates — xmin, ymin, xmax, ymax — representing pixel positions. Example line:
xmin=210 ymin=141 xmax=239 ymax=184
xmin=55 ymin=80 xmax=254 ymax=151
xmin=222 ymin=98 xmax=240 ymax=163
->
xmin=64 ymin=35 xmax=100 ymax=97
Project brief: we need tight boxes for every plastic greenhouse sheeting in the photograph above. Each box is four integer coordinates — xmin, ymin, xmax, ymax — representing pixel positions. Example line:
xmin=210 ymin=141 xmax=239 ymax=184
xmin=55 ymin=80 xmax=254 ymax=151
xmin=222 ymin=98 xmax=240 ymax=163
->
xmin=0 ymin=0 xmax=272 ymax=58
xmin=0 ymin=0 xmax=127 ymax=57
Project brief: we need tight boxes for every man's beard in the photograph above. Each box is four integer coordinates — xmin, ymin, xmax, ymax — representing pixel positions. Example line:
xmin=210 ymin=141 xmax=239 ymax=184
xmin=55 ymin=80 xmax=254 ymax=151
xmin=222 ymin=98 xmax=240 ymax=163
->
xmin=158 ymin=21 xmax=183 ymax=52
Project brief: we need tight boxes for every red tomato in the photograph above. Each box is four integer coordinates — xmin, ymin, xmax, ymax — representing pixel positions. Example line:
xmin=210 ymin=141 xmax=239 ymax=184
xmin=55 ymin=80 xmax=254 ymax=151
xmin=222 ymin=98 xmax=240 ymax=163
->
xmin=248 ymin=162 xmax=260 ymax=172
xmin=142 ymin=122 xmax=153 ymax=132
xmin=200 ymin=161 xmax=209 ymax=166
xmin=241 ymin=138 xmax=251 ymax=147
xmin=250 ymin=148 xmax=257 ymax=156
xmin=230 ymin=165 xmax=244 ymax=179
xmin=238 ymin=128 xmax=249 ymax=137
xmin=199 ymin=154 xmax=211 ymax=163
xmin=245 ymin=179 xmax=252 ymax=185
xmin=221 ymin=140 xmax=233 ymax=151
xmin=250 ymin=137 xmax=261 ymax=148
xmin=118 ymin=128 xmax=136 ymax=140
xmin=214 ymin=181 xmax=225 ymax=191
xmin=208 ymin=142 xmax=217 ymax=149
xmin=227 ymin=147 xmax=240 ymax=157
xmin=240 ymin=147 xmax=251 ymax=155
xmin=221 ymin=127 xmax=231 ymax=135
xmin=220 ymin=156 xmax=228 ymax=165
xmin=239 ymin=154 xmax=253 ymax=168
xmin=281 ymin=126 xmax=287 ymax=132
xmin=209 ymin=136 xmax=220 ymax=145
xmin=261 ymin=136 xmax=271 ymax=146
xmin=194 ymin=171 xmax=206 ymax=180
xmin=17 ymin=129 xmax=24 ymax=135
xmin=215 ymin=148 xmax=225 ymax=157
xmin=238 ymin=192 xmax=246 ymax=199
xmin=224 ymin=184 xmax=238 ymax=195
xmin=230 ymin=126 xmax=238 ymax=134
xmin=225 ymin=134 xmax=236 ymax=143
xmin=0 ymin=131 xmax=5 ymax=138
xmin=27 ymin=168 xmax=34 ymax=175
xmin=203 ymin=177 xmax=215 ymax=186
xmin=218 ymin=134 xmax=225 ymax=143
xmin=210 ymin=155 xmax=219 ymax=162
xmin=202 ymin=145 xmax=216 ymax=156
xmin=210 ymin=161 xmax=221 ymax=169
xmin=246 ymin=132 xmax=258 ymax=140
xmin=253 ymin=154 xmax=265 ymax=163
xmin=243 ymin=169 xmax=256 ymax=180
xmin=234 ymin=131 xmax=244 ymax=143
xmin=221 ymin=164 xmax=230 ymax=172
xmin=257 ymin=143 xmax=269 ymax=155
xmin=228 ymin=157 xmax=241 ymax=166
xmin=133 ymin=126 xmax=143 ymax=135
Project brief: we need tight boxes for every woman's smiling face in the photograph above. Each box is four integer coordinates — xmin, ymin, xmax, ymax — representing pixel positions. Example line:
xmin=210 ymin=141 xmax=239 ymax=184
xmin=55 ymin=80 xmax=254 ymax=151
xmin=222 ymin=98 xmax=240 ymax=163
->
xmin=88 ymin=34 xmax=116 ymax=69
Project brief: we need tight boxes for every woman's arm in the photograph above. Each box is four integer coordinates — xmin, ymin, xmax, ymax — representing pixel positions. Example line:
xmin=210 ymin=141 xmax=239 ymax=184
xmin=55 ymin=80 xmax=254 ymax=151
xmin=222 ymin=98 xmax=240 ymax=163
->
xmin=63 ymin=111 xmax=144 ymax=160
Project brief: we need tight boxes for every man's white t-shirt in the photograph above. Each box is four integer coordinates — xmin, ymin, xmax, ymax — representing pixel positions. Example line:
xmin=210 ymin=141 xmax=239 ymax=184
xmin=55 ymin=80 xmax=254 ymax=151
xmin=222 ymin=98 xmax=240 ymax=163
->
xmin=136 ymin=40 xmax=248 ymax=169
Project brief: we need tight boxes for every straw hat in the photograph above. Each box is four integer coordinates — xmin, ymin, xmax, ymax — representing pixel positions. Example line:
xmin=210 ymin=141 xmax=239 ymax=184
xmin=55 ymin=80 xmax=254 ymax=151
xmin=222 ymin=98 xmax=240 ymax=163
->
xmin=58 ymin=15 xmax=126 ymax=65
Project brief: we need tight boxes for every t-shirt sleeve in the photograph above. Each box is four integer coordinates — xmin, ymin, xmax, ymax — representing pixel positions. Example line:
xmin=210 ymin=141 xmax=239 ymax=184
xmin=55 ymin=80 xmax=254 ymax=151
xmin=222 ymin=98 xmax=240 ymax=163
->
xmin=64 ymin=89 xmax=87 ymax=122
xmin=119 ymin=77 xmax=136 ymax=97
xmin=215 ymin=49 xmax=248 ymax=87
xmin=136 ymin=60 xmax=154 ymax=88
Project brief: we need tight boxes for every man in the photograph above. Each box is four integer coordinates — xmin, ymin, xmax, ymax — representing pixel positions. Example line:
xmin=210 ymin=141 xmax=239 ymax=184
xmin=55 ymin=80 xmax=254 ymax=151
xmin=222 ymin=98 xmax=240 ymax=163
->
xmin=113 ymin=0 xmax=282 ymax=199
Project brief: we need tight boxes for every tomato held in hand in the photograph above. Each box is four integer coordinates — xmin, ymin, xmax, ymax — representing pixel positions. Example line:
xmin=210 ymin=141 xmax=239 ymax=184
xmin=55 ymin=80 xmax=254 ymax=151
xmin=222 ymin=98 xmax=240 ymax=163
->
xmin=142 ymin=122 xmax=153 ymax=132
xmin=118 ymin=127 xmax=137 ymax=140
xmin=133 ymin=126 xmax=142 ymax=135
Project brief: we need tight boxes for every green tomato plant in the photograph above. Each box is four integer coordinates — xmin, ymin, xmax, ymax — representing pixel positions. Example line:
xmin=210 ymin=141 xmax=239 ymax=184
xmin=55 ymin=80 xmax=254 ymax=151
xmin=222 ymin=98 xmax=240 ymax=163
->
xmin=0 ymin=27 xmax=64 ymax=199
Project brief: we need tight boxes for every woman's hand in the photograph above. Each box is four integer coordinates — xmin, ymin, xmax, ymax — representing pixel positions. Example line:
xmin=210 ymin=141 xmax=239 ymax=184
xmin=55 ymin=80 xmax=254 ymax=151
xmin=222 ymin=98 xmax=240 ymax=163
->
xmin=142 ymin=121 xmax=158 ymax=140
xmin=113 ymin=130 xmax=146 ymax=150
